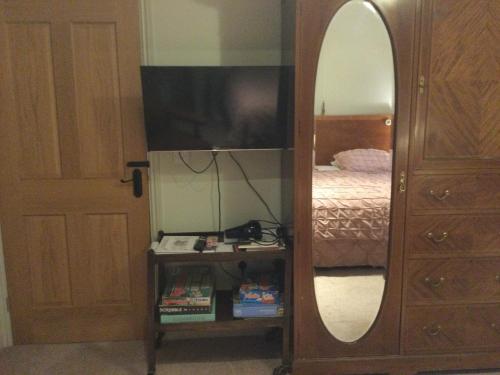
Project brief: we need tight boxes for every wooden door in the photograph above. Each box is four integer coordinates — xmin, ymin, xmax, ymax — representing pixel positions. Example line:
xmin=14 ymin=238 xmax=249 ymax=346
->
xmin=413 ymin=0 xmax=500 ymax=170
xmin=0 ymin=0 xmax=150 ymax=344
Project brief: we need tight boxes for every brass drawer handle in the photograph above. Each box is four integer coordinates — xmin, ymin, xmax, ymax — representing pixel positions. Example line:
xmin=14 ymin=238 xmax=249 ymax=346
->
xmin=426 ymin=232 xmax=449 ymax=243
xmin=425 ymin=276 xmax=445 ymax=288
xmin=423 ymin=325 xmax=442 ymax=336
xmin=429 ymin=189 xmax=451 ymax=201
xmin=496 ymin=274 xmax=500 ymax=282
xmin=491 ymin=323 xmax=500 ymax=333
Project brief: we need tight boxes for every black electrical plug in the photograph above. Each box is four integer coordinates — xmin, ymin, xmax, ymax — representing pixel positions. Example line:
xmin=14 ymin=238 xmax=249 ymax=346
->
xmin=238 ymin=261 xmax=247 ymax=279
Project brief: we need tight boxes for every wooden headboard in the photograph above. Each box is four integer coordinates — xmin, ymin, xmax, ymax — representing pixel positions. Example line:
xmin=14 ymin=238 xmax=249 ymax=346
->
xmin=314 ymin=115 xmax=394 ymax=165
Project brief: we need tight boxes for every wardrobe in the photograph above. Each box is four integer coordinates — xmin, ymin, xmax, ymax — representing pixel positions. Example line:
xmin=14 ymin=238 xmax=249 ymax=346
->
xmin=292 ymin=0 xmax=500 ymax=374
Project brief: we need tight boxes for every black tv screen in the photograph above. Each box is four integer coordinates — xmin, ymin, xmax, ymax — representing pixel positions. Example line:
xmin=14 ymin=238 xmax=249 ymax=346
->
xmin=140 ymin=66 xmax=292 ymax=151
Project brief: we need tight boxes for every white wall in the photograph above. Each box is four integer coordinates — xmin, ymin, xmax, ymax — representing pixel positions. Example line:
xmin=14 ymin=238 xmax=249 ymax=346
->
xmin=142 ymin=0 xmax=282 ymax=66
xmin=141 ymin=0 xmax=285 ymax=237
xmin=149 ymin=151 xmax=282 ymax=237
xmin=0 ymin=226 xmax=13 ymax=348
xmin=281 ymin=0 xmax=296 ymax=66
xmin=314 ymin=0 xmax=394 ymax=115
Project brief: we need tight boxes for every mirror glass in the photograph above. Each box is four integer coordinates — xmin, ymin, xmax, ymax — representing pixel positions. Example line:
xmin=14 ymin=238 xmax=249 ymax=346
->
xmin=312 ymin=0 xmax=395 ymax=343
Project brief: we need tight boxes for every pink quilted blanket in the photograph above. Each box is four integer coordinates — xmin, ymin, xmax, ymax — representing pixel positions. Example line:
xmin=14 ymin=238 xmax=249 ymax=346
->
xmin=312 ymin=170 xmax=392 ymax=268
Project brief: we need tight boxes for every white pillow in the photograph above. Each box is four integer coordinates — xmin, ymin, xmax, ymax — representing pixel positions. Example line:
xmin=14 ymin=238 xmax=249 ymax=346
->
xmin=333 ymin=149 xmax=392 ymax=172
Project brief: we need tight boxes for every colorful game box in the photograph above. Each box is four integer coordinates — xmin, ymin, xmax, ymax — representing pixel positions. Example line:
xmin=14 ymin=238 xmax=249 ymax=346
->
xmin=238 ymin=273 xmax=281 ymax=305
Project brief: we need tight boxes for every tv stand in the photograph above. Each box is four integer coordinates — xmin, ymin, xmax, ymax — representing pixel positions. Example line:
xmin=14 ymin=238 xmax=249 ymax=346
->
xmin=145 ymin=232 xmax=293 ymax=375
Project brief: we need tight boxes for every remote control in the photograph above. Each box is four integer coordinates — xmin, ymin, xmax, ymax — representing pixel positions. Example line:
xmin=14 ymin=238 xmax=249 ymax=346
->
xmin=193 ymin=236 xmax=207 ymax=252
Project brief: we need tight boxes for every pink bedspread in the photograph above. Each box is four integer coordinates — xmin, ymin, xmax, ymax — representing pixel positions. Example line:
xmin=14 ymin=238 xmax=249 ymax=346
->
xmin=312 ymin=170 xmax=391 ymax=268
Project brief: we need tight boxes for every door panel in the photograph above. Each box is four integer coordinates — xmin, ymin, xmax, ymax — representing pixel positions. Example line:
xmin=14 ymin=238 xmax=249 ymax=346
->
xmin=7 ymin=22 xmax=62 ymax=179
xmin=25 ymin=215 xmax=72 ymax=307
xmin=413 ymin=0 xmax=500 ymax=169
xmin=0 ymin=0 xmax=150 ymax=344
xmin=72 ymin=22 xmax=125 ymax=178
xmin=86 ymin=214 xmax=131 ymax=305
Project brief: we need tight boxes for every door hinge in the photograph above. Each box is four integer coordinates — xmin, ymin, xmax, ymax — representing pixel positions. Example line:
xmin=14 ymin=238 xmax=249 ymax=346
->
xmin=399 ymin=171 xmax=407 ymax=193
xmin=418 ymin=75 xmax=425 ymax=94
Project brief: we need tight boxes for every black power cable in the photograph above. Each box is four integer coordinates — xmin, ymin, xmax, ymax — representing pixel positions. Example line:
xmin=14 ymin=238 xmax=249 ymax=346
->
xmin=212 ymin=151 xmax=221 ymax=234
xmin=178 ymin=152 xmax=214 ymax=174
xmin=178 ymin=151 xmax=282 ymax=240
xmin=178 ymin=151 xmax=221 ymax=234
xmin=218 ymin=263 xmax=241 ymax=281
xmin=228 ymin=151 xmax=281 ymax=226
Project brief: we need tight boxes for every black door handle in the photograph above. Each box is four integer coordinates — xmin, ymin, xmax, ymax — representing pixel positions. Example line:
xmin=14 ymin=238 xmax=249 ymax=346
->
xmin=120 ymin=169 xmax=143 ymax=198
xmin=126 ymin=160 xmax=150 ymax=168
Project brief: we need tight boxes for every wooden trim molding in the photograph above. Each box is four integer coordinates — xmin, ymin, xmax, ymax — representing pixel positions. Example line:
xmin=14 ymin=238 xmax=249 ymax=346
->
xmin=293 ymin=352 xmax=500 ymax=375
xmin=0 ymin=226 xmax=13 ymax=348
xmin=139 ymin=0 xmax=152 ymax=65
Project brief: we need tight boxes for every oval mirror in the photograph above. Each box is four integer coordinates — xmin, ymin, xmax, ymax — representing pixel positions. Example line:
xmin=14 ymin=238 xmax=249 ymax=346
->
xmin=312 ymin=0 xmax=395 ymax=343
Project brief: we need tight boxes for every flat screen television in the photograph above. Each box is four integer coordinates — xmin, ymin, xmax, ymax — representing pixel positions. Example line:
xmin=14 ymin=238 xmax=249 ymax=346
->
xmin=140 ymin=66 xmax=293 ymax=151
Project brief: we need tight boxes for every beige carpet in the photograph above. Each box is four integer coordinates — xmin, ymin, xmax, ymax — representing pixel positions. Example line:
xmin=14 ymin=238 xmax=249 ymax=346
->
xmin=0 ymin=337 xmax=281 ymax=375
xmin=1 ymin=336 xmax=499 ymax=374
xmin=314 ymin=267 xmax=386 ymax=342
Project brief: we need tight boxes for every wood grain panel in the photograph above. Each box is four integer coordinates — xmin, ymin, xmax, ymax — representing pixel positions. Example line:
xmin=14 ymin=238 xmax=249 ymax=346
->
xmin=25 ymin=216 xmax=72 ymax=307
xmin=31 ymin=305 xmax=136 ymax=343
xmin=85 ymin=214 xmax=131 ymax=304
xmin=414 ymin=0 xmax=500 ymax=167
xmin=1 ymin=0 xmax=149 ymax=344
xmin=404 ymin=304 xmax=500 ymax=354
xmin=314 ymin=115 xmax=393 ymax=165
xmin=406 ymin=259 xmax=500 ymax=305
xmin=7 ymin=23 xmax=62 ymax=179
xmin=410 ymin=174 xmax=500 ymax=210
xmin=71 ymin=23 xmax=124 ymax=178
xmin=406 ymin=215 xmax=500 ymax=258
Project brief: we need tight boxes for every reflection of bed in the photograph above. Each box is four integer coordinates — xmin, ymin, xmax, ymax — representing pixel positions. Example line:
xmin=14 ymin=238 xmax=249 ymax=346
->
xmin=312 ymin=169 xmax=391 ymax=268
xmin=312 ymin=115 xmax=394 ymax=268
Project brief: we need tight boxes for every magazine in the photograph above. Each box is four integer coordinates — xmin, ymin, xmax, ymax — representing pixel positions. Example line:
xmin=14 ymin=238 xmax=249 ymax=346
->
xmin=156 ymin=236 xmax=198 ymax=254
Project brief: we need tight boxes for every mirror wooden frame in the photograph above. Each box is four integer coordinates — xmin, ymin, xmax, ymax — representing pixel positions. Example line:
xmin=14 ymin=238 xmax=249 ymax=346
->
xmin=293 ymin=0 xmax=416 ymax=371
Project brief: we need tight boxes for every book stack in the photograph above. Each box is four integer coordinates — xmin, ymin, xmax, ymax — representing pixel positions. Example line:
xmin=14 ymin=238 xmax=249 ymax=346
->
xmin=159 ymin=266 xmax=216 ymax=324
xmin=233 ymin=273 xmax=284 ymax=318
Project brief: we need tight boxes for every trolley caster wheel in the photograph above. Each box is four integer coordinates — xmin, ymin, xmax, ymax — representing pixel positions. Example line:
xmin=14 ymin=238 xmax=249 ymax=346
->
xmin=273 ymin=365 xmax=290 ymax=375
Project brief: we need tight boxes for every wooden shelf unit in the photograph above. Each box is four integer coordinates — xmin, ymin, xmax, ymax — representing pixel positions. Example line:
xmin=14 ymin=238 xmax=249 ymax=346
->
xmin=146 ymin=244 xmax=293 ymax=375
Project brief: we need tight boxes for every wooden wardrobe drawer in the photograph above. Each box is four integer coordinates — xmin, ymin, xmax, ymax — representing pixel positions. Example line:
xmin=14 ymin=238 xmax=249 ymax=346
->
xmin=406 ymin=259 xmax=500 ymax=304
xmin=404 ymin=305 xmax=500 ymax=354
xmin=406 ymin=215 xmax=500 ymax=257
xmin=411 ymin=174 xmax=500 ymax=210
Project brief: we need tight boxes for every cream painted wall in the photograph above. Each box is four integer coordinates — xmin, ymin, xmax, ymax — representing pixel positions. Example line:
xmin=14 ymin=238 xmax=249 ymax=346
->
xmin=149 ymin=151 xmax=282 ymax=237
xmin=281 ymin=0 xmax=296 ymax=66
xmin=142 ymin=0 xmax=282 ymax=66
xmin=0 ymin=226 xmax=13 ymax=348
xmin=314 ymin=0 xmax=395 ymax=115
xmin=141 ymin=0 xmax=285 ymax=237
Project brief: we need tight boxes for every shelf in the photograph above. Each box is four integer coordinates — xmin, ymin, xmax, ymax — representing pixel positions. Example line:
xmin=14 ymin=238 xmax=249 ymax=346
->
xmin=153 ymin=248 xmax=286 ymax=263
xmin=156 ymin=291 xmax=284 ymax=333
